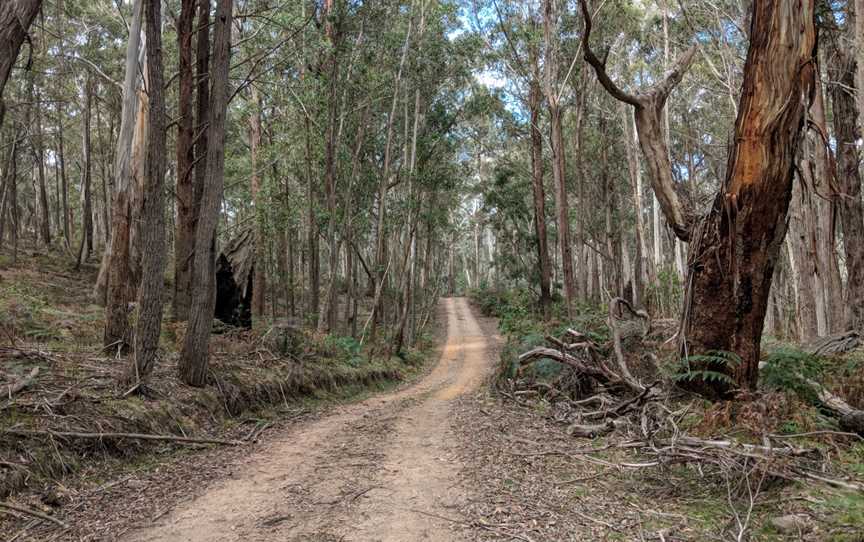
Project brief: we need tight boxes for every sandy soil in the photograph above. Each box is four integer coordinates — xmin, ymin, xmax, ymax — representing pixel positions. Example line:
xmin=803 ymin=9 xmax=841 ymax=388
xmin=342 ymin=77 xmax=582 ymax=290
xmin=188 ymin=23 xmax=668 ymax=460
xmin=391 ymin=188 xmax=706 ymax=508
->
xmin=126 ymin=296 xmax=497 ymax=542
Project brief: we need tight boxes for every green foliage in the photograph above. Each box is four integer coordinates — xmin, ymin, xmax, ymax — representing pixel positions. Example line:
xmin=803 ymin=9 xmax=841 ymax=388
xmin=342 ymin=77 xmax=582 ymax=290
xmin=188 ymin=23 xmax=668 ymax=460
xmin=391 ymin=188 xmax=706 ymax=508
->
xmin=323 ymin=335 xmax=366 ymax=367
xmin=670 ymin=350 xmax=742 ymax=387
xmin=761 ymin=347 xmax=825 ymax=401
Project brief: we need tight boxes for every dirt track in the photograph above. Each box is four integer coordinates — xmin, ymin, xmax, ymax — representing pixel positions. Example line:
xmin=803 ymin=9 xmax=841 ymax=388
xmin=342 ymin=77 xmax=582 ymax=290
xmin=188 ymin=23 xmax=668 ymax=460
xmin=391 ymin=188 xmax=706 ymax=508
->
xmin=129 ymin=296 xmax=495 ymax=542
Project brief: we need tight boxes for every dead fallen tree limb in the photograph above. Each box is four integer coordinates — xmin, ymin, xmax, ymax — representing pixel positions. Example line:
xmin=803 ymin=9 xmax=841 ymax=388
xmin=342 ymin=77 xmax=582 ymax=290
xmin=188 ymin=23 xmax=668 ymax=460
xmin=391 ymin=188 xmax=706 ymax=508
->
xmin=4 ymin=428 xmax=242 ymax=446
xmin=4 ymin=367 xmax=40 ymax=399
xmin=517 ymin=347 xmax=611 ymax=381
xmin=0 ymin=501 xmax=69 ymax=528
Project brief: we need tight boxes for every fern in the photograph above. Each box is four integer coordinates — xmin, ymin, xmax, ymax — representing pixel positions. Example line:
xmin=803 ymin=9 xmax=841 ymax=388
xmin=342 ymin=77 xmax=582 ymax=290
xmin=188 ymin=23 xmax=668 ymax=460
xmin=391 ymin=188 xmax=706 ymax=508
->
xmin=761 ymin=347 xmax=824 ymax=401
xmin=671 ymin=350 xmax=741 ymax=387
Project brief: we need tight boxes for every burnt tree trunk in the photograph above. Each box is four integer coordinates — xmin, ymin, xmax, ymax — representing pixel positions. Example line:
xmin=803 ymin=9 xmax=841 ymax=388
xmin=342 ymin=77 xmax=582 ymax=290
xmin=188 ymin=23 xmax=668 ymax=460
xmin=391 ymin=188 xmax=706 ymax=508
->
xmin=683 ymin=0 xmax=817 ymax=395
xmin=582 ymin=0 xmax=817 ymax=396
xmin=179 ymin=0 xmax=233 ymax=387
xmin=130 ymin=0 xmax=167 ymax=384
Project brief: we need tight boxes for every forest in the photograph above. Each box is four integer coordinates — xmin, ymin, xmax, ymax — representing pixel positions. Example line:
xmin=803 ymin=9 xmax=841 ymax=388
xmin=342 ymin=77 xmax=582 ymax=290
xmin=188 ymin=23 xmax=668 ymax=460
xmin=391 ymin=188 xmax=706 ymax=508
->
xmin=1 ymin=0 xmax=864 ymax=540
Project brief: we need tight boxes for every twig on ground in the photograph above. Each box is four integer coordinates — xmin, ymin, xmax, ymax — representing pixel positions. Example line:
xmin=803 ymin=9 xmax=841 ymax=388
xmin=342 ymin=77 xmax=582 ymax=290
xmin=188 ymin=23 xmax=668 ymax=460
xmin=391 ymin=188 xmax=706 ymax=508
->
xmin=0 ymin=502 xmax=68 ymax=529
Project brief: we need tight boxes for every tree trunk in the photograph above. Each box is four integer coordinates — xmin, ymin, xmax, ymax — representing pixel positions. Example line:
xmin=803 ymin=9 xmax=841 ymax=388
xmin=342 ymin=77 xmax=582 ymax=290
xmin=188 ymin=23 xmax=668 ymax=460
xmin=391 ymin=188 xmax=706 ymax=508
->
xmin=0 ymin=0 xmax=42 ymax=128
xmin=57 ymin=105 xmax=70 ymax=249
xmin=179 ymin=0 xmax=234 ymax=387
xmin=809 ymin=79 xmax=844 ymax=333
xmin=129 ymin=0 xmax=167 ymax=384
xmin=583 ymin=0 xmax=816 ymax=396
xmin=318 ymin=0 xmax=339 ymax=333
xmin=28 ymin=78 xmax=51 ymax=248
xmin=529 ymin=68 xmax=551 ymax=317
xmin=82 ymin=73 xmax=94 ymax=259
xmin=683 ymin=0 xmax=816 ymax=395
xmin=101 ymin=0 xmax=145 ymax=351
xmin=249 ymin=86 xmax=266 ymax=323
xmin=173 ymin=0 xmax=196 ymax=321
xmin=856 ymin=0 xmax=864 ymax=136
xmin=622 ymin=103 xmax=649 ymax=306
xmin=829 ymin=35 xmax=864 ymax=329
xmin=543 ymin=0 xmax=575 ymax=317
xmin=786 ymin=174 xmax=818 ymax=341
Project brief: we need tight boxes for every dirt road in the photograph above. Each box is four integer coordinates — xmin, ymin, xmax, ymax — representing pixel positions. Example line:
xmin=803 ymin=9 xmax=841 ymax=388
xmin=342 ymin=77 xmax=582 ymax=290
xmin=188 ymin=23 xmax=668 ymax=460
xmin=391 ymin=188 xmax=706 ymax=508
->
xmin=129 ymin=297 xmax=496 ymax=542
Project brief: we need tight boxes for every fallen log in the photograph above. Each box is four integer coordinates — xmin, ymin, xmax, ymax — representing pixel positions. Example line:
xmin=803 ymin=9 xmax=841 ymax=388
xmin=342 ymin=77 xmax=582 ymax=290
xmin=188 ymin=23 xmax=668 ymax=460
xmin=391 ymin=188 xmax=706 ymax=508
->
xmin=806 ymin=331 xmax=860 ymax=356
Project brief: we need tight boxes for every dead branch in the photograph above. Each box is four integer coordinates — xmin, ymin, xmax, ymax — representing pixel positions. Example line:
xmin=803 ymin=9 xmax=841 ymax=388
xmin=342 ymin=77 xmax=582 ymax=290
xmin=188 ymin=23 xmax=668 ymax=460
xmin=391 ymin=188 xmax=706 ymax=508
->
xmin=4 ymin=367 xmax=39 ymax=398
xmin=0 ymin=502 xmax=68 ymax=529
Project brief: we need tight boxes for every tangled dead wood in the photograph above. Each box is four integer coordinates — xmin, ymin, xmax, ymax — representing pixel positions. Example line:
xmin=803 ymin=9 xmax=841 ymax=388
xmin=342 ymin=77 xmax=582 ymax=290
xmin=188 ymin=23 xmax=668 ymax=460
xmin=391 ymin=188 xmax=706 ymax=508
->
xmin=507 ymin=299 xmax=864 ymax=494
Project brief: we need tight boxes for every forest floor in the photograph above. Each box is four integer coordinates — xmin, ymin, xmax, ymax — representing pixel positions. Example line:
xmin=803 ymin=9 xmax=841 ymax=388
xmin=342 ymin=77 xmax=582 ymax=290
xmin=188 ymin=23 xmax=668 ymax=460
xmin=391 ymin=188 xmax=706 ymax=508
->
xmin=2 ymin=253 xmax=863 ymax=540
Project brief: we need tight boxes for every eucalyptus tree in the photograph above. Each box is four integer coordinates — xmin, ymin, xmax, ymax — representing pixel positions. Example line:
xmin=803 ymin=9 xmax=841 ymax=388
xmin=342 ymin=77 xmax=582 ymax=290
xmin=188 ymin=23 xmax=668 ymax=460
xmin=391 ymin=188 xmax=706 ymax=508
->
xmin=581 ymin=0 xmax=818 ymax=395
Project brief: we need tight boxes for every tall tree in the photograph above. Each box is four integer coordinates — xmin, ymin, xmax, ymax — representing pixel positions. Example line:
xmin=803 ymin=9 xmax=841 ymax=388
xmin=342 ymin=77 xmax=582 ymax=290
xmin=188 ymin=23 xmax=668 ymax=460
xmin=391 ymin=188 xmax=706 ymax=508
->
xmin=582 ymin=0 xmax=817 ymax=395
xmin=129 ymin=0 xmax=167 ymax=384
xmin=542 ymin=0 xmax=575 ymax=318
xmin=101 ymin=0 xmax=145 ymax=351
xmin=179 ymin=0 xmax=234 ymax=387
xmin=828 ymin=11 xmax=864 ymax=329
xmin=173 ymin=0 xmax=196 ymax=321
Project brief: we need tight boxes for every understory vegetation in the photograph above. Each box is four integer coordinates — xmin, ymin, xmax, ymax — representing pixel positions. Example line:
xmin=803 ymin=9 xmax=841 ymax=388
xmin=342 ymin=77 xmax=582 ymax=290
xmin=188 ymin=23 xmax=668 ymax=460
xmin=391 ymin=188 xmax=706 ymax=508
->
xmin=470 ymin=286 xmax=864 ymax=540
xmin=0 ymin=252 xmax=432 ymax=516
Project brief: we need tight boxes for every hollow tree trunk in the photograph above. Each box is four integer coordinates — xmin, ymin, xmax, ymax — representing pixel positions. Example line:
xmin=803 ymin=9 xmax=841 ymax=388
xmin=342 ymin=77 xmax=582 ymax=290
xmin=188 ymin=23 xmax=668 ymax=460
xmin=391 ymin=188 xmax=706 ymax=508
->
xmin=0 ymin=0 xmax=41 ymax=128
xmin=130 ymin=0 xmax=167 ymax=384
xmin=683 ymin=0 xmax=817 ymax=395
xmin=178 ymin=0 xmax=234 ymax=387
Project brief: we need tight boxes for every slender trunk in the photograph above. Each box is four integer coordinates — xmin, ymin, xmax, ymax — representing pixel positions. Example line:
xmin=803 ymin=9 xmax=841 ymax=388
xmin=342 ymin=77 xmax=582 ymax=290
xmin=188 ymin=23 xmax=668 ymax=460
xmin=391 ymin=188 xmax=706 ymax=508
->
xmin=829 ymin=35 xmax=864 ymax=329
xmin=29 ymin=80 xmax=51 ymax=247
xmin=57 ymin=105 xmax=70 ymax=248
xmin=173 ymin=0 xmax=196 ymax=321
xmin=129 ymin=0 xmax=167 ymax=383
xmin=249 ymin=86 xmax=266 ymax=322
xmin=372 ymin=0 xmax=415 ymax=339
xmin=856 ymin=0 xmax=864 ymax=136
xmin=529 ymin=69 xmax=551 ymax=316
xmin=318 ymin=0 xmax=340 ymax=333
xmin=82 ymin=73 xmax=94 ymax=259
xmin=179 ymin=0 xmax=234 ymax=387
xmin=543 ymin=0 xmax=575 ymax=317
xmin=623 ymin=103 xmax=649 ymax=306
